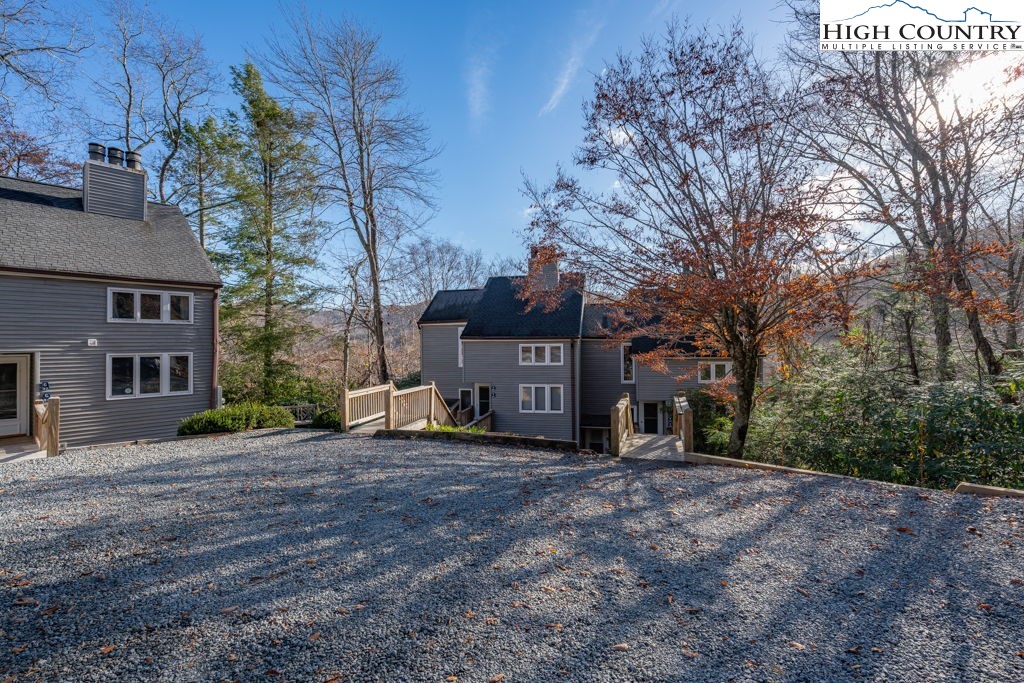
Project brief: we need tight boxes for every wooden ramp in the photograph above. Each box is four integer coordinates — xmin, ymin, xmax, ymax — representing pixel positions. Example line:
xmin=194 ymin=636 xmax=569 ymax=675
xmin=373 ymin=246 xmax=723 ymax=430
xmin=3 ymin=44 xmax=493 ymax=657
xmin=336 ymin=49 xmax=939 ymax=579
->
xmin=342 ymin=383 xmax=454 ymax=433
xmin=619 ymin=434 xmax=686 ymax=462
xmin=0 ymin=436 xmax=46 ymax=464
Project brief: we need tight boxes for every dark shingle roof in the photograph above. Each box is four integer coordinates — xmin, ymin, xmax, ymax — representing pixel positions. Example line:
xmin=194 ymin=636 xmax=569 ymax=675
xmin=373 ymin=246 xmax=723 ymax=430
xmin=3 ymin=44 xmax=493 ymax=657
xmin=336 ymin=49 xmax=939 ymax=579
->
xmin=418 ymin=288 xmax=484 ymax=324
xmin=582 ymin=303 xmax=631 ymax=338
xmin=461 ymin=276 xmax=584 ymax=339
xmin=0 ymin=176 xmax=221 ymax=286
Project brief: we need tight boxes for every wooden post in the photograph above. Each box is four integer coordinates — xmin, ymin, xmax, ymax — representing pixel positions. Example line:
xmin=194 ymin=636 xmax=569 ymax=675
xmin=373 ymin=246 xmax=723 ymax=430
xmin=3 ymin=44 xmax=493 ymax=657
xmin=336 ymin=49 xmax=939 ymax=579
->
xmin=384 ymin=383 xmax=394 ymax=430
xmin=339 ymin=387 xmax=349 ymax=432
xmin=682 ymin=407 xmax=694 ymax=453
xmin=48 ymin=397 xmax=60 ymax=457
xmin=428 ymin=382 xmax=436 ymax=425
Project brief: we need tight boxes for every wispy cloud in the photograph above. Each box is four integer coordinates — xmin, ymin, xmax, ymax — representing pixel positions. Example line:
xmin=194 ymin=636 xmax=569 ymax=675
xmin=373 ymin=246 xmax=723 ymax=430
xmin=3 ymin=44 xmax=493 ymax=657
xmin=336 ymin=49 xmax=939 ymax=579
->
xmin=465 ymin=52 xmax=493 ymax=130
xmin=539 ymin=19 xmax=604 ymax=116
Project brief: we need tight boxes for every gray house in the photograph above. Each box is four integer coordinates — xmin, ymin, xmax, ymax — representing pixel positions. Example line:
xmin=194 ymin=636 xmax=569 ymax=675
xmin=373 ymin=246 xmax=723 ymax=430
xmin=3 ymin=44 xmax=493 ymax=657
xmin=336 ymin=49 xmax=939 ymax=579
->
xmin=419 ymin=255 xmax=734 ymax=451
xmin=0 ymin=144 xmax=221 ymax=448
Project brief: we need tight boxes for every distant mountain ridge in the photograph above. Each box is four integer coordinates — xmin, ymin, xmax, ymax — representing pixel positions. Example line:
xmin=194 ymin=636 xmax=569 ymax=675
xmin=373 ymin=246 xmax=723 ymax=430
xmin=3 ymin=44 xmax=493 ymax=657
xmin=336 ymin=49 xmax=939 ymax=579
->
xmin=839 ymin=1 xmax=1016 ymax=23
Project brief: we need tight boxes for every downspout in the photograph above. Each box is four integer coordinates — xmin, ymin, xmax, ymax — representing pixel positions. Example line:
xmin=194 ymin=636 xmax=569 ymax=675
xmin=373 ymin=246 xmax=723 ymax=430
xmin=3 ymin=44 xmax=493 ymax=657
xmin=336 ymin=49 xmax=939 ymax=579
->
xmin=575 ymin=291 xmax=585 ymax=446
xmin=211 ymin=288 xmax=220 ymax=409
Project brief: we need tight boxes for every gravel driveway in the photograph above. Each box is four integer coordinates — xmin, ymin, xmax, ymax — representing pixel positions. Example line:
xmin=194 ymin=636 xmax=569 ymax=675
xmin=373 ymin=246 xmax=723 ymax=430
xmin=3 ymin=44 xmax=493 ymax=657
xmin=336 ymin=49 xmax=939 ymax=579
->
xmin=1 ymin=430 xmax=1022 ymax=682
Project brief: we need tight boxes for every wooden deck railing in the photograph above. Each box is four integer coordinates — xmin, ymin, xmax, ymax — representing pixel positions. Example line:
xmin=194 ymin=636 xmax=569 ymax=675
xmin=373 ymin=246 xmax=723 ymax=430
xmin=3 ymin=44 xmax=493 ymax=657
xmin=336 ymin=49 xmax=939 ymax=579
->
xmin=341 ymin=384 xmax=389 ymax=428
xmin=280 ymin=403 xmax=319 ymax=425
xmin=340 ymin=382 xmax=457 ymax=431
xmin=672 ymin=395 xmax=694 ymax=453
xmin=456 ymin=405 xmax=474 ymax=426
xmin=32 ymin=397 xmax=60 ymax=457
xmin=465 ymin=410 xmax=493 ymax=432
xmin=609 ymin=393 xmax=634 ymax=456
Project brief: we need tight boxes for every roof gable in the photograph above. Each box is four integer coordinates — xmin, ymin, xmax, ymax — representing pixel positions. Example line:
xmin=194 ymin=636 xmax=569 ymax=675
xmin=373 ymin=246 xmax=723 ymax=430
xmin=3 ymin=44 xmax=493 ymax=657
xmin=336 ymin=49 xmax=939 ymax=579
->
xmin=0 ymin=176 xmax=221 ymax=287
xmin=461 ymin=276 xmax=584 ymax=339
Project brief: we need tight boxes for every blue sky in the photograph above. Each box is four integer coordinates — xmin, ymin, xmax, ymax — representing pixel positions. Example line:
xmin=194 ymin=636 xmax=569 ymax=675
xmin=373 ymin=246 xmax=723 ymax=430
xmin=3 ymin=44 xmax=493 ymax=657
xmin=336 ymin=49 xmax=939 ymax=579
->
xmin=77 ymin=0 xmax=788 ymax=262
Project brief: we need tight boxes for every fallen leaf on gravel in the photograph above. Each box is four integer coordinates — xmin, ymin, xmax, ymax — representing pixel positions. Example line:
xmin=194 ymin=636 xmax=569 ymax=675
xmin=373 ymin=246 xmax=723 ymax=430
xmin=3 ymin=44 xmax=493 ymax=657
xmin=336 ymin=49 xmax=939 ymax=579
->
xmin=895 ymin=527 xmax=915 ymax=536
xmin=978 ymin=603 xmax=994 ymax=610
xmin=220 ymin=605 xmax=239 ymax=614
xmin=13 ymin=598 xmax=37 ymax=607
xmin=545 ymin=623 xmax=563 ymax=631
xmin=612 ymin=643 xmax=629 ymax=651
xmin=465 ymin=611 xmax=477 ymax=618
xmin=846 ymin=646 xmax=861 ymax=654
xmin=226 ymin=653 xmax=238 ymax=661
xmin=871 ymin=647 xmax=883 ymax=653
xmin=682 ymin=649 xmax=698 ymax=658
xmin=40 ymin=605 xmax=60 ymax=616
xmin=99 ymin=645 xmax=116 ymax=654
xmin=10 ymin=645 xmax=27 ymax=654
xmin=445 ymin=677 xmax=458 ymax=682
xmin=265 ymin=670 xmax=281 ymax=677
xmin=720 ymin=581 xmax=729 ymax=586
xmin=1016 ymin=651 xmax=1024 ymax=658
xmin=488 ymin=675 xmax=505 ymax=683
xmin=796 ymin=588 xmax=811 ymax=598
xmin=789 ymin=641 xmax=806 ymax=651
xmin=309 ymin=631 xmax=321 ymax=641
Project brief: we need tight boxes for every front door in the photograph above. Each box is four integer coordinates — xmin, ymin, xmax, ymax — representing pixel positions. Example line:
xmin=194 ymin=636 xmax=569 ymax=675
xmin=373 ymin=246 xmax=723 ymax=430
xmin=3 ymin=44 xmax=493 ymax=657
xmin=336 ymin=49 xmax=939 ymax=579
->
xmin=641 ymin=402 xmax=661 ymax=435
xmin=475 ymin=384 xmax=491 ymax=418
xmin=0 ymin=355 xmax=30 ymax=437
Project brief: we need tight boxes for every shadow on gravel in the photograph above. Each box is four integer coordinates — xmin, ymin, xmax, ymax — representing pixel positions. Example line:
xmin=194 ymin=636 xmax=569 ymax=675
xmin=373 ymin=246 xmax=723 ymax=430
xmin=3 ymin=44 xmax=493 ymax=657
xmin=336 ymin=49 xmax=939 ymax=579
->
xmin=1 ymin=431 xmax=1022 ymax=682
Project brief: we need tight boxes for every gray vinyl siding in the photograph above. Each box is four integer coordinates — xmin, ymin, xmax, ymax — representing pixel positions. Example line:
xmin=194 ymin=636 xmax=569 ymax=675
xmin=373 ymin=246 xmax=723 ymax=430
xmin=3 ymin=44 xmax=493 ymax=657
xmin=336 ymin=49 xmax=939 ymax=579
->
xmin=635 ymin=358 xmax=705 ymax=402
xmin=419 ymin=323 xmax=465 ymax=402
xmin=0 ymin=273 xmax=215 ymax=447
xmin=462 ymin=339 xmax=576 ymax=441
xmin=83 ymin=161 xmax=148 ymax=221
xmin=581 ymin=340 xmax=636 ymax=420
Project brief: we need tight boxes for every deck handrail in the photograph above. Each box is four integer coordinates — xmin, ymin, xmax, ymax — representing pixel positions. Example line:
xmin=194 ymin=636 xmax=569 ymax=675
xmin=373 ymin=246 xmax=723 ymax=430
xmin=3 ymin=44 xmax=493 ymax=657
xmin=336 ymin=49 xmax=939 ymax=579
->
xmin=32 ymin=397 xmax=60 ymax=457
xmin=673 ymin=395 xmax=694 ymax=453
xmin=609 ymin=393 xmax=633 ymax=457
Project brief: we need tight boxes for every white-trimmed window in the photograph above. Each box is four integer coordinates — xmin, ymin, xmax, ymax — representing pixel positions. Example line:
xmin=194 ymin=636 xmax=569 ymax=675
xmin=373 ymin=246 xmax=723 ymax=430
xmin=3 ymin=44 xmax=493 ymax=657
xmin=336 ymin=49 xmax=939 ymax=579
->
xmin=519 ymin=343 xmax=563 ymax=366
xmin=621 ymin=343 xmax=636 ymax=383
xmin=106 ymin=353 xmax=193 ymax=400
xmin=698 ymin=361 xmax=733 ymax=383
xmin=108 ymin=288 xmax=194 ymax=324
xmin=457 ymin=325 xmax=465 ymax=367
xmin=519 ymin=384 xmax=564 ymax=413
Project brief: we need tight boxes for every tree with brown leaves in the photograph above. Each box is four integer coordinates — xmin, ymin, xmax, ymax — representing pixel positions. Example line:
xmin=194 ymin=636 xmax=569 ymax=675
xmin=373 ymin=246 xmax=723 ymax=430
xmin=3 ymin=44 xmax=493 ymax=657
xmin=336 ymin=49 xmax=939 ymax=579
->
xmin=524 ymin=25 xmax=860 ymax=457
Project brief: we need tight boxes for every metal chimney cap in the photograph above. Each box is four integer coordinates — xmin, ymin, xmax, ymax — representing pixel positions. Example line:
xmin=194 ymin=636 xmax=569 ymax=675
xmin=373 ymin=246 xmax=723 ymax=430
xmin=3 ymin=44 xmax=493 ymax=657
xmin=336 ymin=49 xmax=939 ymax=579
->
xmin=107 ymin=147 xmax=125 ymax=166
xmin=87 ymin=142 xmax=106 ymax=161
xmin=125 ymin=150 xmax=142 ymax=170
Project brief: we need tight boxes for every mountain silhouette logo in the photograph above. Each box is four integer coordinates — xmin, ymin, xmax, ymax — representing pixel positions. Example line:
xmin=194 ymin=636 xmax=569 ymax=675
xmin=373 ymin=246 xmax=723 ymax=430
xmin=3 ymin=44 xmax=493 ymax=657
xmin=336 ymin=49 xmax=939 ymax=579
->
xmin=837 ymin=1 xmax=1016 ymax=23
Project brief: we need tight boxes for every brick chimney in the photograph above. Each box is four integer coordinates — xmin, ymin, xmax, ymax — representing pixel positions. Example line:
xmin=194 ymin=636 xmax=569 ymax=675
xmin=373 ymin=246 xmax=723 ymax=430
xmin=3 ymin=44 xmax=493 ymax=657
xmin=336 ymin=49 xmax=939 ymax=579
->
xmin=528 ymin=245 xmax=560 ymax=290
xmin=82 ymin=143 xmax=148 ymax=221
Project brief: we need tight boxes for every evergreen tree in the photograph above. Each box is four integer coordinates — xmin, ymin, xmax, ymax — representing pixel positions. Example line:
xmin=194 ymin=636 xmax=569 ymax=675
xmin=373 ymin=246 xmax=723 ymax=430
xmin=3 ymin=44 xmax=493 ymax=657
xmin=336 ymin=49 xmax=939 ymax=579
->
xmin=220 ymin=63 xmax=319 ymax=402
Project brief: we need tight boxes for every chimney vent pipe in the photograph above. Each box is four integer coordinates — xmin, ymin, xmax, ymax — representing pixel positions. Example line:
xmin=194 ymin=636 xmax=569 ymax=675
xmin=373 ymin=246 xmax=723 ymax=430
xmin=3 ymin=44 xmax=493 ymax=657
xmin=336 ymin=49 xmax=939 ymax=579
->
xmin=125 ymin=150 xmax=142 ymax=170
xmin=107 ymin=147 xmax=125 ymax=166
xmin=87 ymin=142 xmax=106 ymax=162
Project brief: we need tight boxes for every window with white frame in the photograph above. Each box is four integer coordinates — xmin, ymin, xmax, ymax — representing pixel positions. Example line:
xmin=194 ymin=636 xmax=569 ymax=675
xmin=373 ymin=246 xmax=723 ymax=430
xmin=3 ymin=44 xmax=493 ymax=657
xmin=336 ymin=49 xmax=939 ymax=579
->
xmin=519 ymin=384 xmax=563 ymax=413
xmin=108 ymin=288 xmax=194 ymax=324
xmin=457 ymin=325 xmax=465 ymax=367
xmin=698 ymin=361 xmax=733 ymax=383
xmin=621 ymin=343 xmax=636 ymax=383
xmin=519 ymin=343 xmax=563 ymax=366
xmin=107 ymin=353 xmax=193 ymax=399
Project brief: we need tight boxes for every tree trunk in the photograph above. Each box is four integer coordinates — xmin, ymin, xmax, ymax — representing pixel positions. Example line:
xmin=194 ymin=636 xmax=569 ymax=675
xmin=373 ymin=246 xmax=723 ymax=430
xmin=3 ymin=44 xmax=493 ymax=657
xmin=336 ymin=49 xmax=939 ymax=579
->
xmin=367 ymin=257 xmax=390 ymax=383
xmin=931 ymin=294 xmax=954 ymax=381
xmin=950 ymin=265 xmax=1002 ymax=376
xmin=727 ymin=348 xmax=760 ymax=459
xmin=903 ymin=313 xmax=920 ymax=384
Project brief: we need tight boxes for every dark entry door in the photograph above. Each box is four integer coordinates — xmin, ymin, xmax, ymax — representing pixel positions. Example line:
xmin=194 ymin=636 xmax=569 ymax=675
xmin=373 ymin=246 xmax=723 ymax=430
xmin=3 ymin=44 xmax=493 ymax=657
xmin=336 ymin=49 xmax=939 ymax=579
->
xmin=476 ymin=384 xmax=491 ymax=418
xmin=642 ymin=402 xmax=660 ymax=434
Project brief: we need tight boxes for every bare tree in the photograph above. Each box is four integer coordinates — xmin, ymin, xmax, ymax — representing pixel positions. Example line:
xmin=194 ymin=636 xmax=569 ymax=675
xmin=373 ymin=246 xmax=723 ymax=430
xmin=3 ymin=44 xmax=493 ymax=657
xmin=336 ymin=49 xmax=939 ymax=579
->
xmin=92 ymin=0 xmax=216 ymax=199
xmin=0 ymin=0 xmax=84 ymax=109
xmin=786 ymin=1 xmax=1019 ymax=378
xmin=262 ymin=9 xmax=438 ymax=383
xmin=397 ymin=236 xmax=486 ymax=306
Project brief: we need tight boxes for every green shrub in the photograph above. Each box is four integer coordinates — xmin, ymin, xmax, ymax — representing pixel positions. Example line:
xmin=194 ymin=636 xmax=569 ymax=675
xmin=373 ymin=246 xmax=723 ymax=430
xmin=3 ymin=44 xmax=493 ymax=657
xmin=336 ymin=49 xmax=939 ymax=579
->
xmin=311 ymin=410 xmax=342 ymax=430
xmin=683 ymin=389 xmax=733 ymax=455
xmin=745 ymin=348 xmax=1024 ymax=490
xmin=424 ymin=422 xmax=486 ymax=434
xmin=178 ymin=402 xmax=295 ymax=436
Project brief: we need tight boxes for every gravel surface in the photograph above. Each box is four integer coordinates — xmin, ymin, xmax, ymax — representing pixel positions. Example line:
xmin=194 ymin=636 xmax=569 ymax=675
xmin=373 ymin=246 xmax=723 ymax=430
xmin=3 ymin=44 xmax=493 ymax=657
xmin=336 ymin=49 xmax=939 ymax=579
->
xmin=1 ymin=429 xmax=1022 ymax=682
